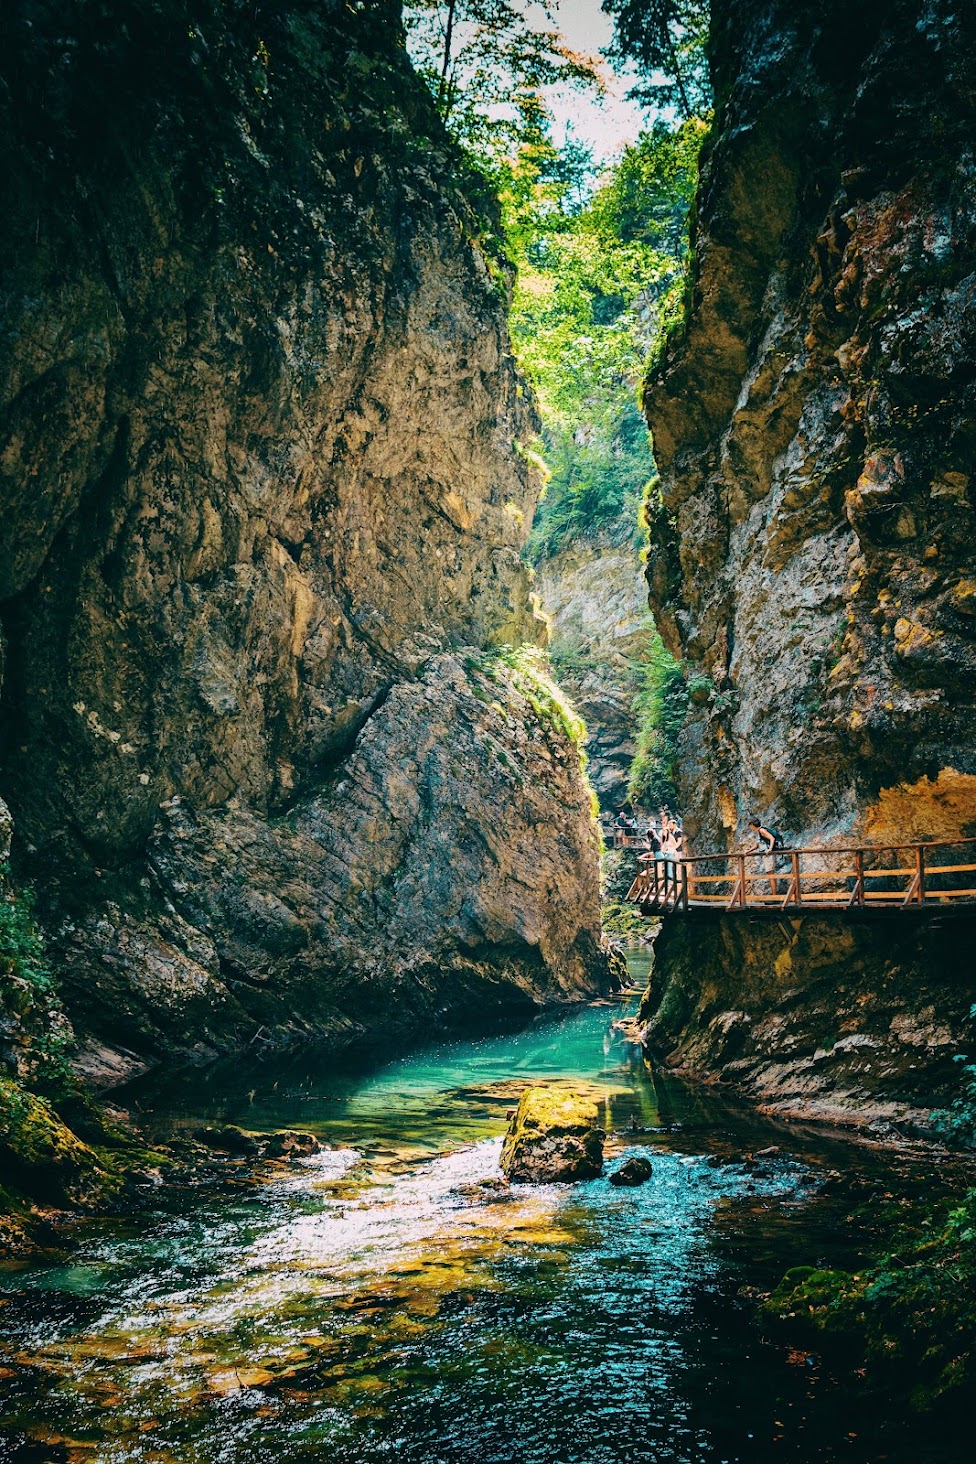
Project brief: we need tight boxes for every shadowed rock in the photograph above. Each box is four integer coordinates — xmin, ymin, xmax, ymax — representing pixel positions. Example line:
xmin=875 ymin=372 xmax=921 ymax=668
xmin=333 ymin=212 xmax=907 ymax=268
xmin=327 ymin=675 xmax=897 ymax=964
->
xmin=608 ymin=1155 xmax=653 ymax=1187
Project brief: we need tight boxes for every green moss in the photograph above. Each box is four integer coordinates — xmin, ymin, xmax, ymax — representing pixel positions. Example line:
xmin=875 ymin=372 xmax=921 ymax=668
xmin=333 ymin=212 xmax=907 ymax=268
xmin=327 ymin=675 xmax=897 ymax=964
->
xmin=0 ymin=1076 xmax=117 ymax=1205
xmin=489 ymin=645 xmax=587 ymax=753
xmin=0 ymin=869 xmax=73 ymax=1092
xmin=601 ymin=900 xmax=648 ymax=939
xmin=500 ymin=1084 xmax=605 ymax=1182
xmin=763 ymin=1191 xmax=976 ymax=1415
xmin=931 ymin=1039 xmax=976 ymax=1148
xmin=626 ymin=637 xmax=688 ymax=808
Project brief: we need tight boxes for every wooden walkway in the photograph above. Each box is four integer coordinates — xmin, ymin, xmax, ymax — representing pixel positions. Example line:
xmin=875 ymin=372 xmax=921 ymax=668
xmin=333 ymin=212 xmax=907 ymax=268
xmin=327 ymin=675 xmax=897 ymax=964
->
xmin=626 ymin=837 xmax=976 ymax=916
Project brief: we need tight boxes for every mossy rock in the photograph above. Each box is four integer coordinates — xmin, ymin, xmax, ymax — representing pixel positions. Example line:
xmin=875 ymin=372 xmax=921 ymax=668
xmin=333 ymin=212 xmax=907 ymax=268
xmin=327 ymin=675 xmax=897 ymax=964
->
xmin=0 ymin=1077 xmax=117 ymax=1206
xmin=500 ymin=1085 xmax=604 ymax=1183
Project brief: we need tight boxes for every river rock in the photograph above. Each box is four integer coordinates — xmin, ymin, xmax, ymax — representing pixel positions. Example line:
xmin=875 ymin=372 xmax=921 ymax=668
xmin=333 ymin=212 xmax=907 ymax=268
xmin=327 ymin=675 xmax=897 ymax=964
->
xmin=500 ymin=1086 xmax=605 ymax=1183
xmin=608 ymin=1155 xmax=653 ymax=1187
xmin=264 ymin=1130 xmax=321 ymax=1159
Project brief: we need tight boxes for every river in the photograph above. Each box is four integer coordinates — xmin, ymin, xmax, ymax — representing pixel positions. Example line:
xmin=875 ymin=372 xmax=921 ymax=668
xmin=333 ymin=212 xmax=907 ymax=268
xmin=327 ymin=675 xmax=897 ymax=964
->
xmin=0 ymin=955 xmax=968 ymax=1463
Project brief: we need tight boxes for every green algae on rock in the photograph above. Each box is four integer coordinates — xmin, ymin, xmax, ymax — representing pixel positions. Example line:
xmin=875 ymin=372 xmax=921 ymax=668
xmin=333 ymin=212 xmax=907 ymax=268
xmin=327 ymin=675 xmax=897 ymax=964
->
xmin=500 ymin=1086 xmax=605 ymax=1183
xmin=0 ymin=1077 xmax=116 ymax=1208
xmin=762 ymin=1188 xmax=976 ymax=1419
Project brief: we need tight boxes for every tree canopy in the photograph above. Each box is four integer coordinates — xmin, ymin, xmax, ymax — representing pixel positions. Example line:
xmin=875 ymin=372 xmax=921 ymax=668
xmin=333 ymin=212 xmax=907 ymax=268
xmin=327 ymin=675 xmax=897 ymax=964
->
xmin=602 ymin=0 xmax=711 ymax=120
xmin=405 ymin=0 xmax=602 ymax=164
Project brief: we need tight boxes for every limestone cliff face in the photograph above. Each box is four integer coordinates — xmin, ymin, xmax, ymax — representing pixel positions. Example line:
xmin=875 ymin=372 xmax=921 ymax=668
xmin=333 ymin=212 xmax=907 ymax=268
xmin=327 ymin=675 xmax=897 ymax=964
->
xmin=646 ymin=0 xmax=976 ymax=851
xmin=638 ymin=913 xmax=975 ymax=1131
xmin=534 ymin=529 xmax=651 ymax=808
xmin=0 ymin=1 xmax=609 ymax=1075
xmin=639 ymin=0 xmax=976 ymax=1124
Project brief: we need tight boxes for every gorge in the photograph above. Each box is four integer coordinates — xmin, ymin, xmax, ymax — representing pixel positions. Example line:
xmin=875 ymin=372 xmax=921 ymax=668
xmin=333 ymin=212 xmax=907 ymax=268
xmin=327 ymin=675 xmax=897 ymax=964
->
xmin=0 ymin=0 xmax=974 ymax=1457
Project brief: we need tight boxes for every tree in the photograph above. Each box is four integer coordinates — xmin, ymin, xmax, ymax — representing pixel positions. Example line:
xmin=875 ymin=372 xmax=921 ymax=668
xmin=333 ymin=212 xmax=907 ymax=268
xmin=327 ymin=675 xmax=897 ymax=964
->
xmin=405 ymin=0 xmax=603 ymax=162
xmin=602 ymin=0 xmax=711 ymax=120
xmin=511 ymin=118 xmax=706 ymax=560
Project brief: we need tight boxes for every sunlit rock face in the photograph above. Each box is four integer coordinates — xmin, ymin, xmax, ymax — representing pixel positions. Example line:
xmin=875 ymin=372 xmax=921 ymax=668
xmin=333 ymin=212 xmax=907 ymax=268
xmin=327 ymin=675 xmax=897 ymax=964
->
xmin=533 ymin=527 xmax=651 ymax=809
xmin=645 ymin=0 xmax=976 ymax=852
xmin=0 ymin=1 xmax=610 ymax=1072
xmin=639 ymin=0 xmax=976 ymax=1122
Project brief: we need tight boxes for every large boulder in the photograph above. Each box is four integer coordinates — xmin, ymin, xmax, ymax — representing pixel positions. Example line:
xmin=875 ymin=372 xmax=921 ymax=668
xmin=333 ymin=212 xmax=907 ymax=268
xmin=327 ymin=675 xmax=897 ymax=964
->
xmin=500 ymin=1086 xmax=604 ymax=1183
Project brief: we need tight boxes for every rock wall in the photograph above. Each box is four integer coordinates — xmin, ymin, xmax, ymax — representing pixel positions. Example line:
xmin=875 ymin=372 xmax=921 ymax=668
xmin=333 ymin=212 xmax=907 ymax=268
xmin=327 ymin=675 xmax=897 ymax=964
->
xmin=534 ymin=527 xmax=652 ymax=809
xmin=0 ymin=0 xmax=610 ymax=1078
xmin=645 ymin=0 xmax=976 ymax=851
xmin=639 ymin=0 xmax=976 ymax=1122
xmin=638 ymin=911 xmax=976 ymax=1132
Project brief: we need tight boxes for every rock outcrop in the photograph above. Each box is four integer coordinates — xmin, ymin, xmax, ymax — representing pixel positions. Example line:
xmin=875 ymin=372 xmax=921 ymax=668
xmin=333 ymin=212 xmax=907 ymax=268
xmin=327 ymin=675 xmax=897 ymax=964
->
xmin=58 ymin=650 xmax=609 ymax=1061
xmin=639 ymin=0 xmax=976 ymax=1121
xmin=534 ymin=527 xmax=652 ymax=808
xmin=500 ymin=1085 xmax=605 ymax=1182
xmin=638 ymin=913 xmax=975 ymax=1130
xmin=646 ymin=0 xmax=976 ymax=851
xmin=0 ymin=0 xmax=610 ymax=1076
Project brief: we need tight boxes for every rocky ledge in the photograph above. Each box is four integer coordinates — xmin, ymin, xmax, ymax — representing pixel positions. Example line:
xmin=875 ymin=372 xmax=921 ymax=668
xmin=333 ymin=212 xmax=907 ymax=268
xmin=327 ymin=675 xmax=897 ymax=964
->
xmin=60 ymin=650 xmax=612 ymax=1073
xmin=637 ymin=911 xmax=976 ymax=1133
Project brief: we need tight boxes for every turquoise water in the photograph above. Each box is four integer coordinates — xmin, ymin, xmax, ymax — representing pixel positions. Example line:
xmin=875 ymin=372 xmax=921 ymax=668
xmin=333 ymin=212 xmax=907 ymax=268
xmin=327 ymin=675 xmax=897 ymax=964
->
xmin=0 ymin=962 xmax=968 ymax=1462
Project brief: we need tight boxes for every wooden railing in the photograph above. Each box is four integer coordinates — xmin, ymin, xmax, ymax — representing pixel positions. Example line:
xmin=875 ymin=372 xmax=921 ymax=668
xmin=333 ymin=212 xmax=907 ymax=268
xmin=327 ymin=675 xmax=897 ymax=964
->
xmin=626 ymin=838 xmax=976 ymax=915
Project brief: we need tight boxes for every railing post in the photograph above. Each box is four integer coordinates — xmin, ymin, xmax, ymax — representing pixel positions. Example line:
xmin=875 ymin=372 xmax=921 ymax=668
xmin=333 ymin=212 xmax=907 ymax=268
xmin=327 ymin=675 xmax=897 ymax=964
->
xmin=791 ymin=850 xmax=801 ymax=907
xmin=916 ymin=844 xmax=925 ymax=904
xmin=680 ymin=860 xmax=689 ymax=911
xmin=737 ymin=853 xmax=746 ymax=909
xmin=854 ymin=849 xmax=864 ymax=906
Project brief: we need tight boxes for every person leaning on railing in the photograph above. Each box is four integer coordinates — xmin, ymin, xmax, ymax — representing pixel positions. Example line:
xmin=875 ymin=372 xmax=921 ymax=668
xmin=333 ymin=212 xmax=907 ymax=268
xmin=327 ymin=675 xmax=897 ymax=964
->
xmin=746 ymin=816 xmax=784 ymax=853
xmin=746 ymin=816 xmax=787 ymax=896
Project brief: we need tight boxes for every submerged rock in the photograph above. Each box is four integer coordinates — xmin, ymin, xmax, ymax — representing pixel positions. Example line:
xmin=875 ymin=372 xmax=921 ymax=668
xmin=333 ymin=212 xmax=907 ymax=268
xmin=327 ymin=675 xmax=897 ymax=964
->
xmin=608 ymin=1155 xmax=653 ymax=1187
xmin=500 ymin=1086 xmax=605 ymax=1183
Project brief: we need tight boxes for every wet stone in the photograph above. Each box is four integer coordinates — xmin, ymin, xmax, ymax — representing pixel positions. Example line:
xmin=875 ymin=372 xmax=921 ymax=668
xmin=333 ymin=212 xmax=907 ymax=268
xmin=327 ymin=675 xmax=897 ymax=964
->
xmin=608 ymin=1156 xmax=653 ymax=1187
xmin=500 ymin=1086 xmax=604 ymax=1183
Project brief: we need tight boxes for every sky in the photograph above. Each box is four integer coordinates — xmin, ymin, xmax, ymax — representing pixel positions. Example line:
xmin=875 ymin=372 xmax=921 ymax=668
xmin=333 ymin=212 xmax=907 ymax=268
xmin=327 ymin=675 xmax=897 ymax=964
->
xmin=538 ymin=0 xmax=647 ymax=164
xmin=405 ymin=0 xmax=650 ymax=169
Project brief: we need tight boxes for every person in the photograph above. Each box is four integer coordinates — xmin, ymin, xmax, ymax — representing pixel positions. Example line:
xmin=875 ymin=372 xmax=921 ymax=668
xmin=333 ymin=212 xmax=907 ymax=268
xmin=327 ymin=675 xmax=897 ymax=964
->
xmin=747 ymin=816 xmax=784 ymax=853
xmin=747 ymin=816 xmax=786 ymax=896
